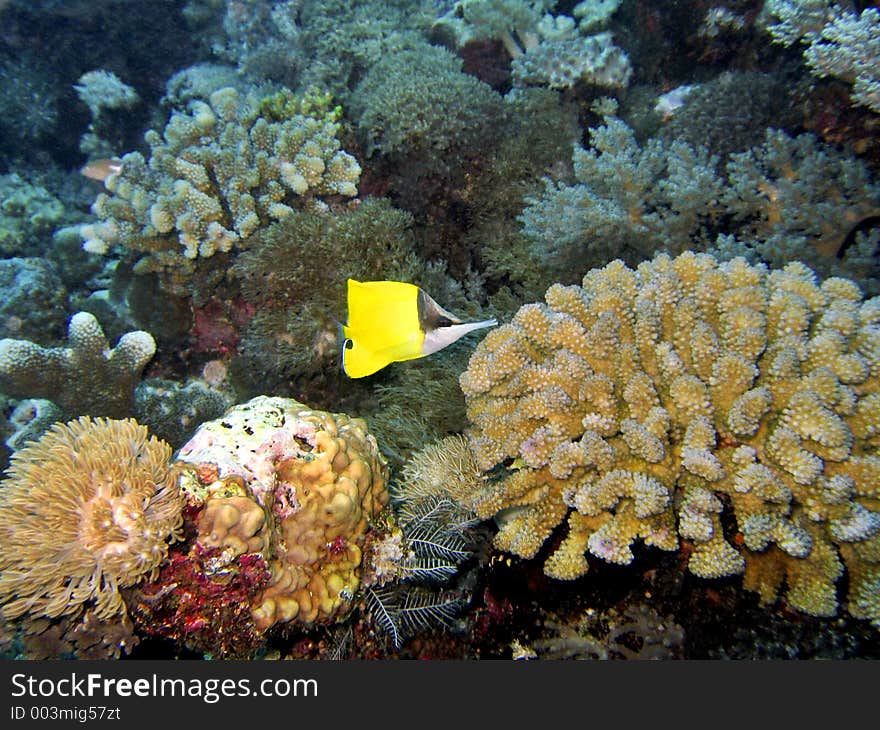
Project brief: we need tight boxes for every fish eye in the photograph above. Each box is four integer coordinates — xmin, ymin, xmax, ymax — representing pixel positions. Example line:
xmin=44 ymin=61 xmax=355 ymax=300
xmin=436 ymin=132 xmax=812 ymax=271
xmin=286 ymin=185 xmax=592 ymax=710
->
xmin=343 ymin=339 xmax=353 ymax=350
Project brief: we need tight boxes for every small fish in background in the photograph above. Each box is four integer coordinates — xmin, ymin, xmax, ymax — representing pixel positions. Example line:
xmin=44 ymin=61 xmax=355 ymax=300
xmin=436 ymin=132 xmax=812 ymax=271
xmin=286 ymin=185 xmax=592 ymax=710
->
xmin=80 ymin=158 xmax=122 ymax=184
xmin=654 ymin=84 xmax=697 ymax=122
xmin=341 ymin=279 xmax=498 ymax=378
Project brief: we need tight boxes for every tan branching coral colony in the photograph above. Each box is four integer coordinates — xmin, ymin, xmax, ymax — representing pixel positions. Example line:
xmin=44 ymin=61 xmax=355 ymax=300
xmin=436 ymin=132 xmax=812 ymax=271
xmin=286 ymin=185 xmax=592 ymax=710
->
xmin=460 ymin=252 xmax=880 ymax=621
xmin=0 ymin=417 xmax=183 ymax=623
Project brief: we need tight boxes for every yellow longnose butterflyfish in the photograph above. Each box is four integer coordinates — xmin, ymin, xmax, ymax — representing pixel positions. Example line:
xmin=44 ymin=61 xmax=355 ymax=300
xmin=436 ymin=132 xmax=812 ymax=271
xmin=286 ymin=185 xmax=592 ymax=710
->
xmin=341 ymin=279 xmax=498 ymax=378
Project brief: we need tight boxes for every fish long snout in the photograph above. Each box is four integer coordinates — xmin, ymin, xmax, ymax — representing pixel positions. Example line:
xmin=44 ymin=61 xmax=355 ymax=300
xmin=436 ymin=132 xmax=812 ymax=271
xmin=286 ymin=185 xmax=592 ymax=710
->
xmin=422 ymin=318 xmax=498 ymax=356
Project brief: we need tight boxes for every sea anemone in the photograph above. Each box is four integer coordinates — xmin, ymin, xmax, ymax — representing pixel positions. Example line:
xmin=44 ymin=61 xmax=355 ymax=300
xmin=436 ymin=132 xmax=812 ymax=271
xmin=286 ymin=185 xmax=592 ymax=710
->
xmin=0 ymin=416 xmax=184 ymax=622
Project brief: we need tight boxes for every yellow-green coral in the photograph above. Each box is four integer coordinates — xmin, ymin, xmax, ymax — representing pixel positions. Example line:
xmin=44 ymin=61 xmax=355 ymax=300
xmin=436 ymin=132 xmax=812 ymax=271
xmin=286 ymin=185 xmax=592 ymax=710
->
xmin=257 ymin=86 xmax=342 ymax=124
xmin=460 ymin=252 xmax=880 ymax=621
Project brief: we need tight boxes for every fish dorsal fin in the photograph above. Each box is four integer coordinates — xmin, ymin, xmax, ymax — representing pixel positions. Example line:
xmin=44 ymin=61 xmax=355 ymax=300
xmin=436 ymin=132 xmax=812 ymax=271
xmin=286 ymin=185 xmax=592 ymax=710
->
xmin=417 ymin=287 xmax=497 ymax=355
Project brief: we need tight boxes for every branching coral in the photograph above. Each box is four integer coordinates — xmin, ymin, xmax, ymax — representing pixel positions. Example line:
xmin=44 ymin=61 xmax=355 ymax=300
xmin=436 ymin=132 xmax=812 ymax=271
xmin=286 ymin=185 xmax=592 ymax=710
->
xmin=512 ymin=31 xmax=632 ymax=90
xmin=803 ymin=8 xmax=880 ymax=114
xmin=761 ymin=0 xmax=841 ymax=47
xmin=433 ymin=0 xmax=555 ymax=57
xmin=80 ymin=85 xmax=361 ymax=270
xmin=522 ymin=113 xmax=879 ymax=290
xmin=709 ymin=129 xmax=880 ymax=295
xmin=720 ymin=127 xmax=880 ymax=281
xmin=0 ymin=417 xmax=183 ymax=624
xmin=460 ymin=252 xmax=880 ymax=621
xmin=0 ymin=311 xmax=155 ymax=419
xmin=520 ymin=109 xmax=723 ymax=275
xmin=763 ymin=2 xmax=879 ymax=113
xmin=75 ymin=69 xmax=141 ymax=158
xmin=434 ymin=0 xmax=630 ymax=89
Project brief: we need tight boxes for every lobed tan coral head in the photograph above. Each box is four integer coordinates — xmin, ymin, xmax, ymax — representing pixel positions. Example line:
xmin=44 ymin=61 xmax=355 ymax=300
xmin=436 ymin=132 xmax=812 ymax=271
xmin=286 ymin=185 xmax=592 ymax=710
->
xmin=174 ymin=396 xmax=391 ymax=631
xmin=0 ymin=416 xmax=184 ymax=623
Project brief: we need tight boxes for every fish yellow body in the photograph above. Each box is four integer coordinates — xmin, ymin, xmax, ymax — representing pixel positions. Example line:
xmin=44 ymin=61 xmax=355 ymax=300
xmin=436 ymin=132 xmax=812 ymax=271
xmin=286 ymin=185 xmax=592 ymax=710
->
xmin=341 ymin=279 xmax=497 ymax=378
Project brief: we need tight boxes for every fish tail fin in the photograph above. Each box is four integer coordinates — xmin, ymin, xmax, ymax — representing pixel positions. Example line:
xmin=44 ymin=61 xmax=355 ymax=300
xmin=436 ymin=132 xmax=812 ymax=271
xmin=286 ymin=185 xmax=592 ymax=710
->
xmin=337 ymin=321 xmax=351 ymax=373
